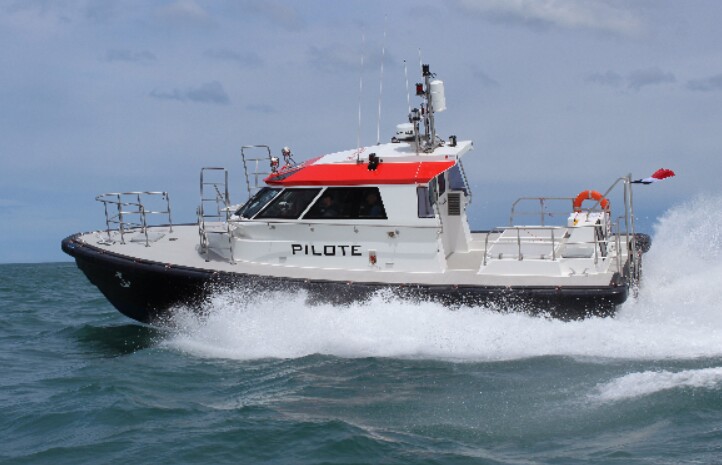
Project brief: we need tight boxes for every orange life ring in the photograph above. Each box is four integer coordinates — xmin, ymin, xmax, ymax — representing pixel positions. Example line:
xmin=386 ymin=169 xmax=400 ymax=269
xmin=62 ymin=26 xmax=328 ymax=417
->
xmin=573 ymin=190 xmax=609 ymax=212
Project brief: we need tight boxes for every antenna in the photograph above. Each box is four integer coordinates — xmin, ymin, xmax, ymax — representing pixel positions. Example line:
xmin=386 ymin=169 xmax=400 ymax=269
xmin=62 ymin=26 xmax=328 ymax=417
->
xmin=357 ymin=32 xmax=365 ymax=158
xmin=376 ymin=15 xmax=387 ymax=146
xmin=404 ymin=60 xmax=410 ymax=113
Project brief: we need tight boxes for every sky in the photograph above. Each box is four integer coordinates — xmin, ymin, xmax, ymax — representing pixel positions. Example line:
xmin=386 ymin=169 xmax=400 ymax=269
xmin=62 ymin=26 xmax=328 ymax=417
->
xmin=1 ymin=0 xmax=721 ymax=263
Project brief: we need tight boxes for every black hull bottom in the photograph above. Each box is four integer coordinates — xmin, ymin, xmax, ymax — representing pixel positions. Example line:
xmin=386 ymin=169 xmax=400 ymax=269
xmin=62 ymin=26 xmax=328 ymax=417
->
xmin=62 ymin=235 xmax=628 ymax=324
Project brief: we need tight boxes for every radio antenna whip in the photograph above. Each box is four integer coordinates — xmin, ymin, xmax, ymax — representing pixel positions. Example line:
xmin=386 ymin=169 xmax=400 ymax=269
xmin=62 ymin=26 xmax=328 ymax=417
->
xmin=376 ymin=15 xmax=387 ymax=145
xmin=404 ymin=60 xmax=410 ymax=113
xmin=356 ymin=32 xmax=365 ymax=161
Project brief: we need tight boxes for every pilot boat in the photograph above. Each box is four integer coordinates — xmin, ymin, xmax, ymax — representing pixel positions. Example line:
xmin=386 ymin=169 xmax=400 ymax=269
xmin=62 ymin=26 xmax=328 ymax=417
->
xmin=62 ymin=64 xmax=650 ymax=323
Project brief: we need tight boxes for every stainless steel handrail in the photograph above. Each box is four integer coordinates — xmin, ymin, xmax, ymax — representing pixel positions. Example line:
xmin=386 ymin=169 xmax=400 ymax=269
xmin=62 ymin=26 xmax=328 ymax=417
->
xmin=509 ymin=197 xmax=575 ymax=226
xmin=483 ymin=225 xmax=566 ymax=265
xmin=597 ymin=175 xmax=638 ymax=285
xmin=481 ymin=224 xmax=619 ymax=268
xmin=241 ymin=145 xmax=273 ymax=200
xmin=96 ymin=191 xmax=173 ymax=246
xmin=198 ymin=167 xmax=234 ymax=263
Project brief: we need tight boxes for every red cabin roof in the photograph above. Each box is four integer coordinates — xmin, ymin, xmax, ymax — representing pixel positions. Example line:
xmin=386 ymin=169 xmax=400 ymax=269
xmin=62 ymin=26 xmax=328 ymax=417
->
xmin=265 ymin=160 xmax=456 ymax=186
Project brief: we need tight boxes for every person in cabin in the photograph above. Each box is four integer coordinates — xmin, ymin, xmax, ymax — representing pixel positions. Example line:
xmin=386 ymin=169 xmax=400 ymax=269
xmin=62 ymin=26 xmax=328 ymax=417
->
xmin=318 ymin=193 xmax=339 ymax=217
xmin=360 ymin=190 xmax=384 ymax=218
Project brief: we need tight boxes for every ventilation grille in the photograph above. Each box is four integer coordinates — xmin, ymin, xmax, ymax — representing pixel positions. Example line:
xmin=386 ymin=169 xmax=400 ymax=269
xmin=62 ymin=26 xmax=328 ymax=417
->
xmin=448 ymin=193 xmax=461 ymax=216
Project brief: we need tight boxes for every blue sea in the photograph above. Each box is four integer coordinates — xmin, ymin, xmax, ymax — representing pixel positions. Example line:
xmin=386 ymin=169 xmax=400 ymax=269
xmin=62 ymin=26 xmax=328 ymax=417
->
xmin=2 ymin=197 xmax=721 ymax=464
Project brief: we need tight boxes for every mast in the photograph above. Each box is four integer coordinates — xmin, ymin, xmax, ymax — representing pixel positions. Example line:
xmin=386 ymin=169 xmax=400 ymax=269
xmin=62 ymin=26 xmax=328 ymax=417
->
xmin=410 ymin=64 xmax=446 ymax=153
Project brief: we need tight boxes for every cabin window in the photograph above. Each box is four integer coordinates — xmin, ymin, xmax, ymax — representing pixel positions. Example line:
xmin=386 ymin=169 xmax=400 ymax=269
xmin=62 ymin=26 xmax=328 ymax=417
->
xmin=235 ymin=187 xmax=281 ymax=219
xmin=303 ymin=187 xmax=387 ymax=220
xmin=437 ymin=172 xmax=446 ymax=196
xmin=448 ymin=163 xmax=469 ymax=196
xmin=417 ymin=186 xmax=435 ymax=218
xmin=256 ymin=188 xmax=321 ymax=219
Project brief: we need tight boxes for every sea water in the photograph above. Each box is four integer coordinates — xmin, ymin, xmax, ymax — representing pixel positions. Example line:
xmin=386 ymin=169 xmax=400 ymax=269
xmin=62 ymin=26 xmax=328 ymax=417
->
xmin=1 ymin=195 xmax=721 ymax=464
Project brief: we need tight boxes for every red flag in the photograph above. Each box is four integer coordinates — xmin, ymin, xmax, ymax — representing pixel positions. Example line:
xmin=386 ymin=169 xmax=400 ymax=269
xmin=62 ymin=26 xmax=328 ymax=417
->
xmin=632 ymin=168 xmax=676 ymax=184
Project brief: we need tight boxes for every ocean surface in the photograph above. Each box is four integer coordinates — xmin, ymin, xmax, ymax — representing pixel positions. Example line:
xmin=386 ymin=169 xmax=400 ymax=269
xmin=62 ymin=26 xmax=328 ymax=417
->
xmin=2 ymin=196 xmax=721 ymax=465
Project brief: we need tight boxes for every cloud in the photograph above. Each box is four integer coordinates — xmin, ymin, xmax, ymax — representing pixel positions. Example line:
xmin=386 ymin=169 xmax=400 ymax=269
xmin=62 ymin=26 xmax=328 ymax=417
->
xmin=586 ymin=68 xmax=676 ymax=91
xmin=156 ymin=0 xmax=214 ymax=28
xmin=308 ymin=45 xmax=358 ymax=73
xmin=239 ymin=0 xmax=304 ymax=31
xmin=471 ymin=66 xmax=499 ymax=87
xmin=246 ymin=104 xmax=275 ymax=114
xmin=455 ymin=0 xmax=643 ymax=36
xmin=0 ymin=198 xmax=23 ymax=208
xmin=150 ymin=81 xmax=230 ymax=105
xmin=84 ymin=2 xmax=118 ymax=22
xmin=103 ymin=49 xmax=156 ymax=64
xmin=585 ymin=70 xmax=623 ymax=87
xmin=686 ymin=74 xmax=722 ymax=92
xmin=627 ymin=67 xmax=676 ymax=91
xmin=0 ymin=0 xmax=77 ymax=36
xmin=204 ymin=49 xmax=263 ymax=67
xmin=308 ymin=44 xmax=390 ymax=74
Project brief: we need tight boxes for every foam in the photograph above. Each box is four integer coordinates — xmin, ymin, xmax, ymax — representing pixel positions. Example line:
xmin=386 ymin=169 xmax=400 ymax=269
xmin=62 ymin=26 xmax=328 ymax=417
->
xmin=161 ymin=194 xmax=722 ymax=362
xmin=591 ymin=367 xmax=722 ymax=402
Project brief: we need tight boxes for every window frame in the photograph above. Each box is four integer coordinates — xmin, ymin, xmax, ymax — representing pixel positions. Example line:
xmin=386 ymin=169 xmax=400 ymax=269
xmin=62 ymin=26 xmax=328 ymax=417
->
xmin=255 ymin=187 xmax=323 ymax=220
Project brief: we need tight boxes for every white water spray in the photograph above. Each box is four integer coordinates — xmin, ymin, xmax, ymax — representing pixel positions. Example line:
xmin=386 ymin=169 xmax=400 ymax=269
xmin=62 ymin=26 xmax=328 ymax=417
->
xmin=591 ymin=367 xmax=722 ymax=402
xmin=162 ymin=195 xmax=722 ymax=362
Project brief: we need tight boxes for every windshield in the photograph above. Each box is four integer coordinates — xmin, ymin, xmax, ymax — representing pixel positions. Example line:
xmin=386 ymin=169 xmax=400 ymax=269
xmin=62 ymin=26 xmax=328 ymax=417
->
xmin=256 ymin=188 xmax=322 ymax=219
xmin=235 ymin=187 xmax=281 ymax=219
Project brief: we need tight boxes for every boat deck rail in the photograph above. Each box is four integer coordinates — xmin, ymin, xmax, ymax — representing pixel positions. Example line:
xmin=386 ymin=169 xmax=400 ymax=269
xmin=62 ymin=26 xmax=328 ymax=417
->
xmin=481 ymin=222 xmax=625 ymax=271
xmin=198 ymin=167 xmax=234 ymax=262
xmin=95 ymin=191 xmax=173 ymax=246
xmin=240 ymin=145 xmax=274 ymax=199
xmin=509 ymin=197 xmax=575 ymax=227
